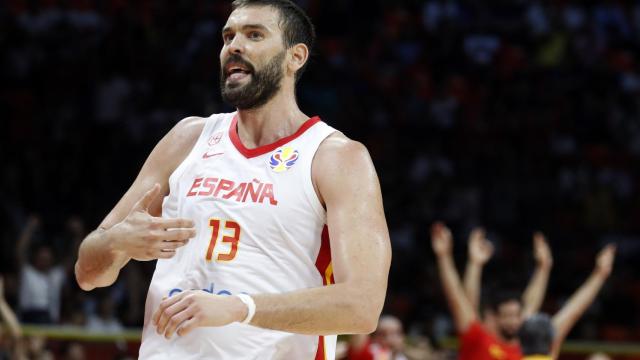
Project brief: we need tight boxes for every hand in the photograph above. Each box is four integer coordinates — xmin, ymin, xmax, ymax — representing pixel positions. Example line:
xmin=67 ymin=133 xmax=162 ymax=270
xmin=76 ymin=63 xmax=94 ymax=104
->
xmin=109 ymin=184 xmax=196 ymax=261
xmin=468 ymin=228 xmax=493 ymax=265
xmin=152 ymin=290 xmax=248 ymax=339
xmin=595 ymin=244 xmax=616 ymax=278
xmin=431 ymin=222 xmax=453 ymax=257
xmin=533 ymin=232 xmax=553 ymax=269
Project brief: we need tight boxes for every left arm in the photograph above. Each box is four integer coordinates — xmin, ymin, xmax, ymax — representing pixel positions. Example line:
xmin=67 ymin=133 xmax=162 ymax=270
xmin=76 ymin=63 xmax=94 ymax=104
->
xmin=154 ymin=133 xmax=392 ymax=338
xmin=550 ymin=244 xmax=615 ymax=359
xmin=522 ymin=232 xmax=553 ymax=318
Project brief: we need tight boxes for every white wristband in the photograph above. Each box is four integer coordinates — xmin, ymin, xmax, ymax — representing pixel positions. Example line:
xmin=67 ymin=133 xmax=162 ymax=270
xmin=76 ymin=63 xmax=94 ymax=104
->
xmin=236 ymin=294 xmax=256 ymax=325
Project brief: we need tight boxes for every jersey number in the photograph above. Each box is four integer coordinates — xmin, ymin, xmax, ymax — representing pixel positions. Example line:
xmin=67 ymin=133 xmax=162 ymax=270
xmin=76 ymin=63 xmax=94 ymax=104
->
xmin=206 ymin=219 xmax=241 ymax=262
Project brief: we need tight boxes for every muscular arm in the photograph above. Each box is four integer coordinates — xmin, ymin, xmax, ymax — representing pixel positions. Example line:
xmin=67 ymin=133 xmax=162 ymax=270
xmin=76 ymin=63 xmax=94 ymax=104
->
xmin=463 ymin=228 xmax=492 ymax=312
xmin=522 ymin=232 xmax=553 ymax=318
xmin=250 ymin=136 xmax=391 ymax=334
xmin=432 ymin=223 xmax=477 ymax=333
xmin=550 ymin=245 xmax=615 ymax=359
xmin=154 ymin=133 xmax=392 ymax=336
xmin=75 ymin=117 xmax=204 ymax=290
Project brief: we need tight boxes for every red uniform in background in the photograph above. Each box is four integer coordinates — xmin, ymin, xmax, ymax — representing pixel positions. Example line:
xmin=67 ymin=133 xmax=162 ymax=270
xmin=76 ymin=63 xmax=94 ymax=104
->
xmin=459 ymin=321 xmax=522 ymax=360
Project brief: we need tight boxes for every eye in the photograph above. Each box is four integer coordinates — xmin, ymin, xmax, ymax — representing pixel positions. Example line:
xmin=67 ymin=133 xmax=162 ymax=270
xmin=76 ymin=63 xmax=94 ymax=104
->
xmin=248 ymin=31 xmax=263 ymax=41
xmin=223 ymin=33 xmax=234 ymax=43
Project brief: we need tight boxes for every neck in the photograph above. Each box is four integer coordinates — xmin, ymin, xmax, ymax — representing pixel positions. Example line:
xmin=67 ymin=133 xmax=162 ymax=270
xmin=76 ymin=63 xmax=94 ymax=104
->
xmin=236 ymin=86 xmax=308 ymax=148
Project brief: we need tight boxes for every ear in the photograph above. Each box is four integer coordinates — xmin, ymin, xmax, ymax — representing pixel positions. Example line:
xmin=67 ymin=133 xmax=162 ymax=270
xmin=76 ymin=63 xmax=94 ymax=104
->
xmin=287 ymin=43 xmax=309 ymax=77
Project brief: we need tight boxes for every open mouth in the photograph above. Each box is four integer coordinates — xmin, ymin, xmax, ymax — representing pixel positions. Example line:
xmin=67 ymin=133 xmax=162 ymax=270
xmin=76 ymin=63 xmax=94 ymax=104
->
xmin=225 ymin=62 xmax=252 ymax=82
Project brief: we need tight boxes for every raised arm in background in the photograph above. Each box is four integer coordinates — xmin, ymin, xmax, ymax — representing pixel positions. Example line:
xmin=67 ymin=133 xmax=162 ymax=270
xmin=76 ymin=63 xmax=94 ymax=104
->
xmin=463 ymin=228 xmax=493 ymax=312
xmin=550 ymin=244 xmax=616 ymax=359
xmin=522 ymin=232 xmax=553 ymax=318
xmin=15 ymin=216 xmax=41 ymax=268
xmin=431 ymin=222 xmax=477 ymax=333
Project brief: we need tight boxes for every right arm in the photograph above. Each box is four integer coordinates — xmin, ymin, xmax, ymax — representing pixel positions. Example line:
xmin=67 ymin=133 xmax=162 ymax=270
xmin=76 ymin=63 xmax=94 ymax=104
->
xmin=16 ymin=216 xmax=41 ymax=268
xmin=431 ymin=222 xmax=477 ymax=333
xmin=463 ymin=228 xmax=493 ymax=312
xmin=550 ymin=244 xmax=615 ymax=359
xmin=75 ymin=117 xmax=204 ymax=291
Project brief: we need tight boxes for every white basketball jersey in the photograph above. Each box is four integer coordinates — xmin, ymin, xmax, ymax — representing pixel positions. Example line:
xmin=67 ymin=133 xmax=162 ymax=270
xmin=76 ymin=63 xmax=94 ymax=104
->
xmin=139 ymin=112 xmax=338 ymax=360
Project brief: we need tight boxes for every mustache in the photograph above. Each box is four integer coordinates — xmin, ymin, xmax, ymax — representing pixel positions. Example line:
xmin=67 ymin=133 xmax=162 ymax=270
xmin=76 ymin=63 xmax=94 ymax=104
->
xmin=222 ymin=54 xmax=255 ymax=76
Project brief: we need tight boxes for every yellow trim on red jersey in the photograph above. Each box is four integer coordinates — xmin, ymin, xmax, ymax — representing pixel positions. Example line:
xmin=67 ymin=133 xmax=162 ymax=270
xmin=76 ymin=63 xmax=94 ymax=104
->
xmin=523 ymin=356 xmax=552 ymax=360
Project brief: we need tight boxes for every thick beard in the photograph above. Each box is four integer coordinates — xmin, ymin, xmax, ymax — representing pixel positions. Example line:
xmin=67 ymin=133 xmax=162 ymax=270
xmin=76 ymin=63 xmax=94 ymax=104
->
xmin=220 ymin=51 xmax=285 ymax=110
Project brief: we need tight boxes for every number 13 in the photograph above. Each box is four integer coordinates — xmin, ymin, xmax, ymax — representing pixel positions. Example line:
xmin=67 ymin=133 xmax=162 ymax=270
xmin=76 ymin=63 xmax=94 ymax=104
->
xmin=206 ymin=219 xmax=241 ymax=262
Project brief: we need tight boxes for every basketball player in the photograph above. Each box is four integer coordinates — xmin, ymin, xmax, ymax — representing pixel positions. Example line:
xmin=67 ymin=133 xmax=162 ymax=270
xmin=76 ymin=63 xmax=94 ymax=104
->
xmin=74 ymin=1 xmax=391 ymax=359
xmin=518 ymin=244 xmax=615 ymax=360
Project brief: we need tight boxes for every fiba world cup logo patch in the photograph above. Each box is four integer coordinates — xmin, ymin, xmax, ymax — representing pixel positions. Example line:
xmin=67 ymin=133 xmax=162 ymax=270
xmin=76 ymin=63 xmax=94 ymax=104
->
xmin=269 ymin=146 xmax=299 ymax=173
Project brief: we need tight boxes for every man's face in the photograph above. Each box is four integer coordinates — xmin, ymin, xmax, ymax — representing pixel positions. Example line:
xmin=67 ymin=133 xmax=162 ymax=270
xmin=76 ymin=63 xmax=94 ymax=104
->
xmin=220 ymin=6 xmax=287 ymax=110
xmin=376 ymin=317 xmax=405 ymax=352
xmin=34 ymin=246 xmax=53 ymax=272
xmin=495 ymin=300 xmax=523 ymax=340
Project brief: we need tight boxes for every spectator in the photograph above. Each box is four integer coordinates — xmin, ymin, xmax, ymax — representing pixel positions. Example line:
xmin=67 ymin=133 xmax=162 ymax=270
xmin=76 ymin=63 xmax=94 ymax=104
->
xmin=16 ymin=216 xmax=66 ymax=324
xmin=431 ymin=222 xmax=522 ymax=360
xmin=86 ymin=296 xmax=123 ymax=333
xmin=374 ymin=315 xmax=408 ymax=360
xmin=464 ymin=230 xmax=553 ymax=332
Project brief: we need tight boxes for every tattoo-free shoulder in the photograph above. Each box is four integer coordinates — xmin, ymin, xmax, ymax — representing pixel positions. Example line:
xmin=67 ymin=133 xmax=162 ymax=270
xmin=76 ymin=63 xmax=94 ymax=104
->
xmin=312 ymin=132 xmax=376 ymax=206
xmin=155 ymin=116 xmax=209 ymax=177
xmin=315 ymin=131 xmax=371 ymax=164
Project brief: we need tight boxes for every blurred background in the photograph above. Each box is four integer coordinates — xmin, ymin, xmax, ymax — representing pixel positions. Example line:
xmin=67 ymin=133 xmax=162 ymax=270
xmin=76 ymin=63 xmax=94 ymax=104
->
xmin=1 ymin=0 xmax=640 ymax=359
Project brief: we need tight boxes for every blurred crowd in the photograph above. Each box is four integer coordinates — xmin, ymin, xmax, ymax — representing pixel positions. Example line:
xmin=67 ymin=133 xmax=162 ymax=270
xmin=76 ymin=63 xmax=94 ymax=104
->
xmin=2 ymin=0 xmax=640 ymax=358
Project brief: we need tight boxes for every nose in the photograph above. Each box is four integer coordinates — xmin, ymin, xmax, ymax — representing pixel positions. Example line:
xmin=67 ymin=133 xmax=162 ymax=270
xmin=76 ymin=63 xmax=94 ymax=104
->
xmin=226 ymin=35 xmax=244 ymax=55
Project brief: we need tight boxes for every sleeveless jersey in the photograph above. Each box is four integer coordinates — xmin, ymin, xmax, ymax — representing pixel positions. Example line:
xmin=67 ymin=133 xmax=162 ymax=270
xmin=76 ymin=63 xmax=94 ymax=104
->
xmin=139 ymin=112 xmax=338 ymax=360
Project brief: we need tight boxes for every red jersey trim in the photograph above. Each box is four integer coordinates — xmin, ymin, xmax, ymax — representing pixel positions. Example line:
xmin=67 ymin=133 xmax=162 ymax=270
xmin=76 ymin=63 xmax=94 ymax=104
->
xmin=315 ymin=335 xmax=326 ymax=360
xmin=229 ymin=115 xmax=322 ymax=159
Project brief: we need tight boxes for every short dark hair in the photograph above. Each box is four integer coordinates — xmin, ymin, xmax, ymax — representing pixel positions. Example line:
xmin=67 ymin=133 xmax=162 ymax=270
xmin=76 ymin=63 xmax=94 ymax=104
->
xmin=488 ymin=290 xmax=522 ymax=312
xmin=231 ymin=0 xmax=316 ymax=81
xmin=519 ymin=314 xmax=554 ymax=355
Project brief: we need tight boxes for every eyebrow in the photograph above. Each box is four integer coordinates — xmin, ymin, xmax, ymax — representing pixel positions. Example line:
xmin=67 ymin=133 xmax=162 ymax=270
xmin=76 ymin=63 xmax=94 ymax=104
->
xmin=222 ymin=24 xmax=270 ymax=34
